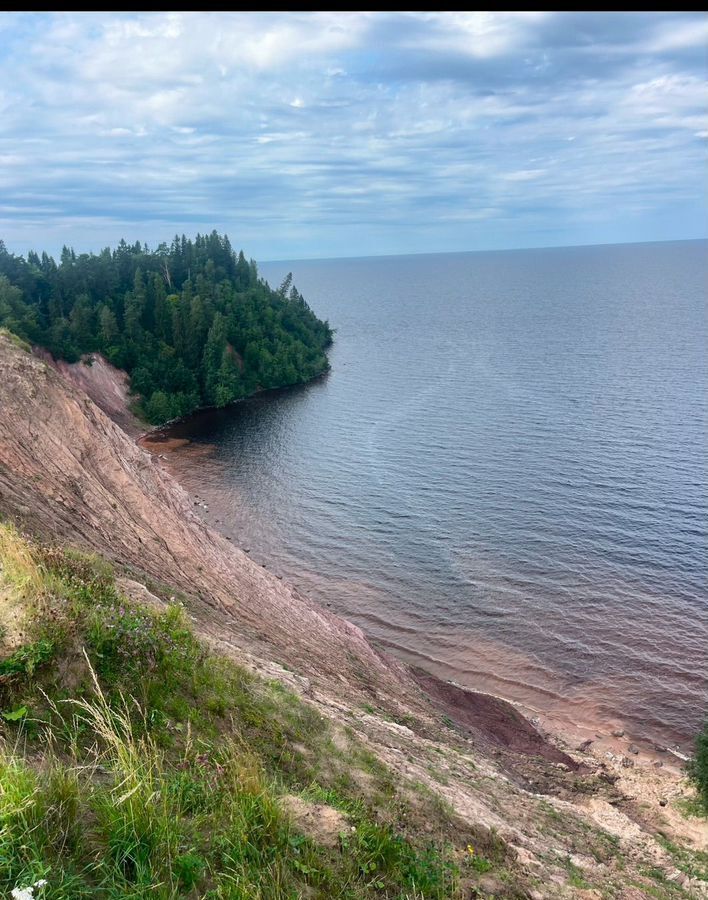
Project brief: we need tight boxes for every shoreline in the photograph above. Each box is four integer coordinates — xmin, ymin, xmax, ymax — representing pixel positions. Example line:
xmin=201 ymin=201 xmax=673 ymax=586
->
xmin=45 ymin=345 xmax=696 ymax=766
xmin=4 ymin=331 xmax=705 ymax=898
xmin=139 ymin=430 xmax=695 ymax=779
xmin=136 ymin=367 xmax=331 ymax=448
xmin=393 ymin=640 xmax=691 ymax=776
xmin=371 ymin=633 xmax=695 ymax=763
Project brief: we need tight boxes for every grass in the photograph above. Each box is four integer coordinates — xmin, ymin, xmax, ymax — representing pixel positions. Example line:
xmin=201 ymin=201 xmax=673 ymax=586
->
xmin=637 ymin=867 xmax=692 ymax=898
xmin=674 ymin=795 xmax=705 ymax=819
xmin=2 ymin=524 xmax=523 ymax=898
xmin=0 ymin=327 xmax=31 ymax=353
xmin=0 ymin=523 xmax=45 ymax=597
xmin=656 ymin=833 xmax=708 ymax=883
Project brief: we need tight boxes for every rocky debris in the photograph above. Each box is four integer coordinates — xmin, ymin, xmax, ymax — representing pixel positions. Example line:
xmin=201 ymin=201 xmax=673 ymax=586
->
xmin=280 ymin=795 xmax=349 ymax=849
xmin=611 ymin=729 xmax=625 ymax=738
xmin=411 ymin=668 xmax=582 ymax=781
xmin=627 ymin=744 xmax=639 ymax=755
xmin=667 ymin=747 xmax=690 ymax=762
xmin=115 ymin=576 xmax=166 ymax=611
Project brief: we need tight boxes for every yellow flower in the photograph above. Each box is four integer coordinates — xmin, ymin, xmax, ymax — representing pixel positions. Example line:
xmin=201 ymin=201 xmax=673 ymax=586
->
xmin=467 ymin=844 xmax=475 ymax=856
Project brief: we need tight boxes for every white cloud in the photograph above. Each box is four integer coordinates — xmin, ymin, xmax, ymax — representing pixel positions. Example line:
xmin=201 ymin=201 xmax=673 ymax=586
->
xmin=645 ymin=16 xmax=708 ymax=52
xmin=0 ymin=12 xmax=705 ymax=258
xmin=410 ymin=11 xmax=548 ymax=59
xmin=501 ymin=170 xmax=547 ymax=182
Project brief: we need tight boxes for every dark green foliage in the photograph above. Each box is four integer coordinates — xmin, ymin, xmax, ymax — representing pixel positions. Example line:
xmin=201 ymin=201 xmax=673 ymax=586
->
xmin=688 ymin=719 xmax=708 ymax=816
xmin=0 ymin=233 xmax=332 ymax=424
xmin=0 ymin=639 xmax=54 ymax=677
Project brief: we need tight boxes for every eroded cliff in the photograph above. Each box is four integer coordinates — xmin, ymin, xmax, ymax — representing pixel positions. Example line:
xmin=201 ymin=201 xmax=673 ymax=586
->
xmin=1 ymin=332 xmax=705 ymax=899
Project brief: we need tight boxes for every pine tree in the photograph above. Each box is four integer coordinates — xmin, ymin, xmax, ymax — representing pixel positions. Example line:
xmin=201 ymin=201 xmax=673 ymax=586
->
xmin=0 ymin=232 xmax=332 ymax=424
xmin=202 ymin=312 xmax=228 ymax=405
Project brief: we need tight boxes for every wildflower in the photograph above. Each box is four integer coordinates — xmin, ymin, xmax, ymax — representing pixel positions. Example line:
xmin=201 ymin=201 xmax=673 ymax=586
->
xmin=11 ymin=879 xmax=48 ymax=900
xmin=467 ymin=844 xmax=475 ymax=856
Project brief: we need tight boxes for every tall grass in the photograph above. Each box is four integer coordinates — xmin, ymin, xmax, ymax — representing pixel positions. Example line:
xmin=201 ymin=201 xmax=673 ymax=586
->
xmin=0 ymin=524 xmax=44 ymax=596
xmin=0 ymin=535 xmax=473 ymax=898
xmin=1 ymin=680 xmax=463 ymax=898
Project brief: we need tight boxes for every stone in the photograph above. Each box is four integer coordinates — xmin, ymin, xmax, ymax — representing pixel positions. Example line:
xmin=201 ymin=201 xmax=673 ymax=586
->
xmin=628 ymin=744 xmax=639 ymax=755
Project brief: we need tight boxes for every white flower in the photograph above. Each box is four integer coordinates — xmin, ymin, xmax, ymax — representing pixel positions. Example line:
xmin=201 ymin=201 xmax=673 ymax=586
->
xmin=11 ymin=879 xmax=48 ymax=900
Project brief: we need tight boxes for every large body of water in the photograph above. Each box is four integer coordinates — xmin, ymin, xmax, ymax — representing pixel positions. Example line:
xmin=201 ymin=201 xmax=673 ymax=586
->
xmin=165 ymin=241 xmax=708 ymax=751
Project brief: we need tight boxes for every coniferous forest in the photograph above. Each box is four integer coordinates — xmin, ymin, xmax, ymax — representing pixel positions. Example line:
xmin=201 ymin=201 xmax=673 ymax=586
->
xmin=0 ymin=232 xmax=332 ymax=424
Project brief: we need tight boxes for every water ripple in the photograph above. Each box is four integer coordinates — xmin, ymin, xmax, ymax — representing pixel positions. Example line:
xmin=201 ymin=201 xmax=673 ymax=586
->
xmin=168 ymin=241 xmax=708 ymax=751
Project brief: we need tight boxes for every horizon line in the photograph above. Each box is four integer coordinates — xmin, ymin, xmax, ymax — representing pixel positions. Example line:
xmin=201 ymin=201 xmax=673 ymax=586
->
xmin=260 ymin=235 xmax=708 ymax=266
xmin=3 ymin=234 xmax=706 ymax=267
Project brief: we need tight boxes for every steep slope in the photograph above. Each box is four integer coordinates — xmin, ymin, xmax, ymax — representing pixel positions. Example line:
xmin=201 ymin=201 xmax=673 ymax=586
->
xmin=0 ymin=332 xmax=407 ymax=705
xmin=34 ymin=348 xmax=142 ymax=436
xmin=1 ymin=331 xmax=706 ymax=899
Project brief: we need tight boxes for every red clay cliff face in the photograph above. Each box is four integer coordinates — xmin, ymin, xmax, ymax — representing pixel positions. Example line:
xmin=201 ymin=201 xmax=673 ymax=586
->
xmin=0 ymin=334 xmax=580 ymax=773
xmin=33 ymin=349 xmax=142 ymax=437
xmin=0 ymin=335 xmax=411 ymax=703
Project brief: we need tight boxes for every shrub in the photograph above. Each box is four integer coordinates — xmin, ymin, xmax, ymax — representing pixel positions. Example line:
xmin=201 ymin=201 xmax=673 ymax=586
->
xmin=688 ymin=719 xmax=708 ymax=816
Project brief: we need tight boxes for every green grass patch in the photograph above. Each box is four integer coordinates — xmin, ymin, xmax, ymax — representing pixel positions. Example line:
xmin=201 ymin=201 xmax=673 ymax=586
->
xmin=0 ymin=327 xmax=31 ymax=353
xmin=564 ymin=857 xmax=590 ymax=889
xmin=674 ymin=795 xmax=705 ymax=819
xmin=656 ymin=833 xmax=708 ymax=882
xmin=1 ymin=528 xmax=485 ymax=898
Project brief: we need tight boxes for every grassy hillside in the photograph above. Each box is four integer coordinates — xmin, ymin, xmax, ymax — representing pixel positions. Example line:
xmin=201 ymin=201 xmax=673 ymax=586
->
xmin=0 ymin=524 xmax=519 ymax=899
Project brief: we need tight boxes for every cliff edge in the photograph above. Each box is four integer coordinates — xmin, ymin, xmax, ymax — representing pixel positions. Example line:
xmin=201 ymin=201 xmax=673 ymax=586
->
xmin=1 ymin=332 xmax=705 ymax=899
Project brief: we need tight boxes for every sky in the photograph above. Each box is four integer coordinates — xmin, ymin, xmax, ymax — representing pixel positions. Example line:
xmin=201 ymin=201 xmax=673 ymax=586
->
xmin=0 ymin=11 xmax=706 ymax=261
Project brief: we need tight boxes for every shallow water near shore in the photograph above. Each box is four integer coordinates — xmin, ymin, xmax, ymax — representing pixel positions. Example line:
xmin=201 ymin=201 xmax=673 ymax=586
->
xmin=162 ymin=240 xmax=708 ymax=753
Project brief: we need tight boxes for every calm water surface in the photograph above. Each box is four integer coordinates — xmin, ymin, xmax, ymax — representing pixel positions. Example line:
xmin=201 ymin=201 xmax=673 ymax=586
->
xmin=166 ymin=241 xmax=708 ymax=750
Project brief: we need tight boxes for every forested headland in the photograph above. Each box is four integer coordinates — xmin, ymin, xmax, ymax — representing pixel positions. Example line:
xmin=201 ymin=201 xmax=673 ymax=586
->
xmin=0 ymin=232 xmax=332 ymax=424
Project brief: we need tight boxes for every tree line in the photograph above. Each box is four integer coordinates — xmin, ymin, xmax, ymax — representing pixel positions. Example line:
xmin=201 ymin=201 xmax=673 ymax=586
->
xmin=0 ymin=232 xmax=333 ymax=423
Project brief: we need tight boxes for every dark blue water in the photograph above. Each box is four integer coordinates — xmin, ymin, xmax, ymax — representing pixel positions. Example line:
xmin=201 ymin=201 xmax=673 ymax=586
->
xmin=166 ymin=241 xmax=708 ymax=749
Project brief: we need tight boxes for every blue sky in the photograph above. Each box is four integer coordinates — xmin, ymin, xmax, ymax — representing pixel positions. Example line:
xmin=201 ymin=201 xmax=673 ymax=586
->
xmin=1 ymin=12 xmax=706 ymax=260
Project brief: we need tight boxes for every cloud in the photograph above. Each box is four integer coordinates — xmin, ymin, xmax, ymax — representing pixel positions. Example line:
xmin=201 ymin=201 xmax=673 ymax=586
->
xmin=0 ymin=12 xmax=705 ymax=259
xmin=501 ymin=170 xmax=547 ymax=182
